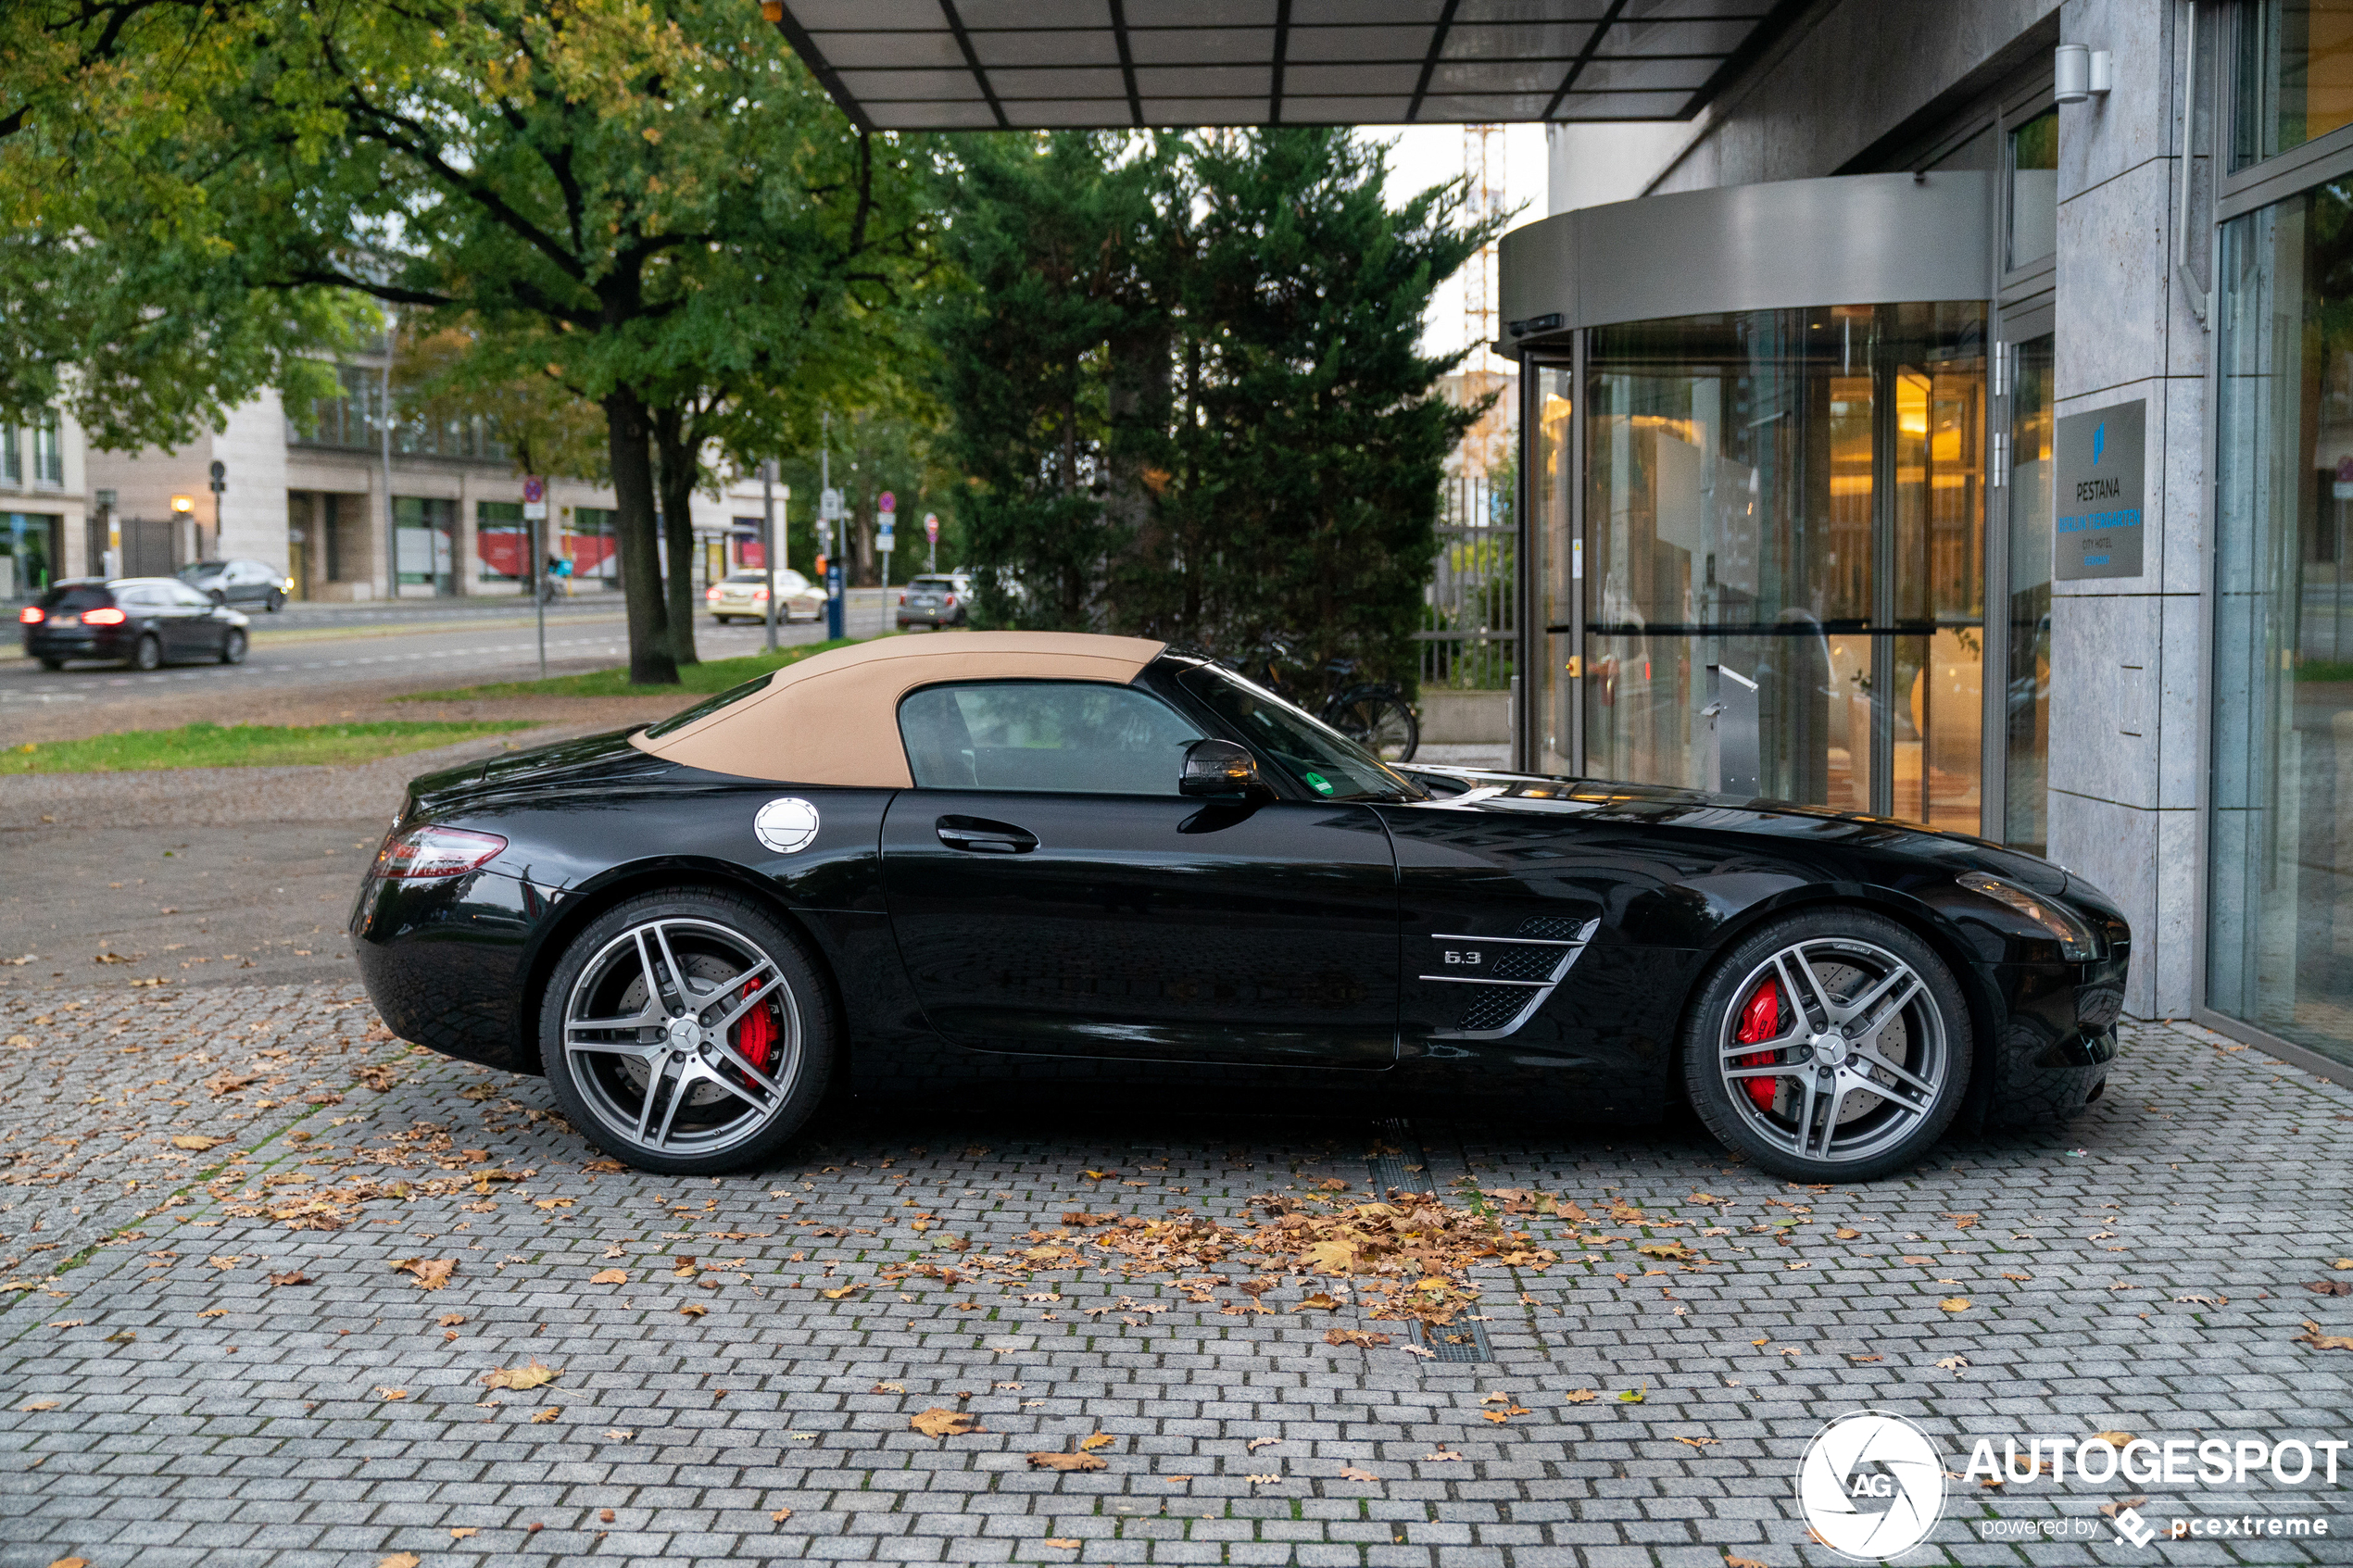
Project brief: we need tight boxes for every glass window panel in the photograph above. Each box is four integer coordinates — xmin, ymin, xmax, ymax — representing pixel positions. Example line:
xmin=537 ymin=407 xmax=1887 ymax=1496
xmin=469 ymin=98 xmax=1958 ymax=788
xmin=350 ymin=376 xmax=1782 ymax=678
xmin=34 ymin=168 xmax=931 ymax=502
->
xmin=2005 ymin=333 xmax=2056 ymax=854
xmin=900 ymin=681 xmax=1204 ymax=795
xmin=1532 ymin=365 xmax=1575 ymax=775
xmin=2234 ymin=0 xmax=2353 ymax=170
xmin=2210 ymin=189 xmax=2353 ymax=1068
xmin=477 ymin=499 xmax=528 ymax=583
xmin=2007 ymin=108 xmax=2057 ymax=270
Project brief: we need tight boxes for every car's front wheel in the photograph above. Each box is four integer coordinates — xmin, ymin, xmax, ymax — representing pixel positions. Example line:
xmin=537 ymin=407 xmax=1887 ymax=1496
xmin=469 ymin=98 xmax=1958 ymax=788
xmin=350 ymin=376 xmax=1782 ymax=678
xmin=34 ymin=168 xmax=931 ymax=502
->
xmin=128 ymin=633 xmax=161 ymax=671
xmin=1680 ymin=909 xmax=1970 ymax=1182
xmin=539 ymin=891 xmax=835 ymax=1175
xmin=220 ymin=628 xmax=247 ymax=665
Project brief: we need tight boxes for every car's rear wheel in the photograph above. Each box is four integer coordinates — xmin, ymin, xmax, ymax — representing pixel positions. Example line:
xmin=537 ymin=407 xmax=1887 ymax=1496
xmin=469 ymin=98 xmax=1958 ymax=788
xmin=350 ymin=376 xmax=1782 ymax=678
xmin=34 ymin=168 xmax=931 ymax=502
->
xmin=128 ymin=633 xmax=161 ymax=671
xmin=220 ymin=628 xmax=247 ymax=665
xmin=38 ymin=658 xmax=62 ymax=671
xmin=539 ymin=891 xmax=834 ymax=1175
xmin=1680 ymin=909 xmax=1970 ymax=1182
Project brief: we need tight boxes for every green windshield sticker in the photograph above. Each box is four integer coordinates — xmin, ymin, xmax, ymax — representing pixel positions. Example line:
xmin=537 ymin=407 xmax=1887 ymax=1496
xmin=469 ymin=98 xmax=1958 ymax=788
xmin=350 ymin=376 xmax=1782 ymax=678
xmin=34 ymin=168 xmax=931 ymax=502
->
xmin=1302 ymin=771 xmax=1335 ymax=797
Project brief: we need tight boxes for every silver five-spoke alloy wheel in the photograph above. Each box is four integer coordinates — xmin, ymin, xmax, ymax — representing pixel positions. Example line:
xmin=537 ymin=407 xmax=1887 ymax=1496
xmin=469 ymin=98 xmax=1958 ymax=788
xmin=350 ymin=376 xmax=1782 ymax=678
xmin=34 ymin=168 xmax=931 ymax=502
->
xmin=1717 ymin=936 xmax=1947 ymax=1165
xmin=1682 ymin=910 xmax=1970 ymax=1180
xmin=541 ymin=893 xmax=832 ymax=1173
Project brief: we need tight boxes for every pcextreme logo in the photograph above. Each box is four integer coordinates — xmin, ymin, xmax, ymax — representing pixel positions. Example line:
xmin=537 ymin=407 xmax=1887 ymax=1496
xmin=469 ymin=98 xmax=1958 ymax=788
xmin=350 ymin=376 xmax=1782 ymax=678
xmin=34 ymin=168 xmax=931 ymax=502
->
xmin=1796 ymin=1410 xmax=1947 ymax=1561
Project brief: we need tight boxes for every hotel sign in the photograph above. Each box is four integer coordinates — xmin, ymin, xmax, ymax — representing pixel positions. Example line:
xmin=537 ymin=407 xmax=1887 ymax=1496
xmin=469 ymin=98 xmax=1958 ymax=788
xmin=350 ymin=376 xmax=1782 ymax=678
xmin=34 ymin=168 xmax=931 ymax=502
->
xmin=2054 ymin=398 xmax=2145 ymax=580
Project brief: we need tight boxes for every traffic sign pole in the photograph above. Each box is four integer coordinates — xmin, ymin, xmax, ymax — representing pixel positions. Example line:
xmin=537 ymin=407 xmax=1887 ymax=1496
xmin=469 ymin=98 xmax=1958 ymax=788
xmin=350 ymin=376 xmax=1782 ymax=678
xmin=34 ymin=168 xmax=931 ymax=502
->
xmin=877 ymin=491 xmax=895 ymax=626
xmin=522 ymin=476 xmax=547 ymax=678
xmin=761 ymin=461 xmax=780 ymax=654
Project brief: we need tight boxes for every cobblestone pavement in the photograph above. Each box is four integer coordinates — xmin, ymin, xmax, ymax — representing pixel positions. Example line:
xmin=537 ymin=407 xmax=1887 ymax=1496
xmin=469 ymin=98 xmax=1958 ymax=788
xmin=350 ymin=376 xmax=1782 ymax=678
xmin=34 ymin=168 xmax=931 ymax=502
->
xmin=1 ymin=983 xmax=2349 ymax=1568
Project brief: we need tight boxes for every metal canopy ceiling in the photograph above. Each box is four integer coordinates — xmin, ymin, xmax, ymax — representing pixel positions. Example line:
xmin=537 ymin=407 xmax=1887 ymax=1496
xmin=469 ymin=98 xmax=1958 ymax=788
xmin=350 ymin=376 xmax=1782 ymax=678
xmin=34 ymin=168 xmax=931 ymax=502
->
xmin=772 ymin=0 xmax=1807 ymax=132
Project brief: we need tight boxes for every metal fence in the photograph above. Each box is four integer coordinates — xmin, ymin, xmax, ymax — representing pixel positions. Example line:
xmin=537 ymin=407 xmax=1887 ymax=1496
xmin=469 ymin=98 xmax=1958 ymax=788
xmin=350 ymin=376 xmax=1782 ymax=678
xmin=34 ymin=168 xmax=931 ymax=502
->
xmin=1416 ymin=468 xmax=1515 ymax=691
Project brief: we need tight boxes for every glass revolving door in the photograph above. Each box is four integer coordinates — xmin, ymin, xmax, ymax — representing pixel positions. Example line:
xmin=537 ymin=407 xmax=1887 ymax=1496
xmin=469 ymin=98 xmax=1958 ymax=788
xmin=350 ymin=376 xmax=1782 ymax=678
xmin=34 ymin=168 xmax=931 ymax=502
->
xmin=1572 ymin=302 xmax=1985 ymax=828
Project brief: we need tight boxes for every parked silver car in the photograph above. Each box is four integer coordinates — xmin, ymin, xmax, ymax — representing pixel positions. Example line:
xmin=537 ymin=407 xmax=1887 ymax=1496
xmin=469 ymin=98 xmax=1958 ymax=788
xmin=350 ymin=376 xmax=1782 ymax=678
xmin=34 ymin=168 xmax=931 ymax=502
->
xmin=706 ymin=568 xmax=823 ymax=625
xmin=897 ymin=571 xmax=972 ymax=630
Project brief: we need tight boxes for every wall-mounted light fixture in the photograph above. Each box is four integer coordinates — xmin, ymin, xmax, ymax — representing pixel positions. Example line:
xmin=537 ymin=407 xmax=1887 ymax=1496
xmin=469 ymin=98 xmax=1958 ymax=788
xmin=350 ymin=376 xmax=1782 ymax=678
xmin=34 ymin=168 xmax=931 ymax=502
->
xmin=2054 ymin=43 xmax=2113 ymax=105
xmin=170 ymin=495 xmax=194 ymax=515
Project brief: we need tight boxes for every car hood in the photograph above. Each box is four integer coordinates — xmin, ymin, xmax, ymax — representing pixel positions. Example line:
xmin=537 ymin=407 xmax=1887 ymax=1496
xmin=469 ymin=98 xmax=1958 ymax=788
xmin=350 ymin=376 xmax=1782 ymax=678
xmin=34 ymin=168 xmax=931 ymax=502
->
xmin=1397 ymin=768 xmax=2079 ymax=897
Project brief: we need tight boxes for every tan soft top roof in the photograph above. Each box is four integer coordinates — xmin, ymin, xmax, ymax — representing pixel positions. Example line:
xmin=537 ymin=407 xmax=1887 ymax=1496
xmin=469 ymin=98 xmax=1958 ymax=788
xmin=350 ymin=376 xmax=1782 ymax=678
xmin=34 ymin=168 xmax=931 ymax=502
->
xmin=630 ymin=631 xmax=1168 ymax=786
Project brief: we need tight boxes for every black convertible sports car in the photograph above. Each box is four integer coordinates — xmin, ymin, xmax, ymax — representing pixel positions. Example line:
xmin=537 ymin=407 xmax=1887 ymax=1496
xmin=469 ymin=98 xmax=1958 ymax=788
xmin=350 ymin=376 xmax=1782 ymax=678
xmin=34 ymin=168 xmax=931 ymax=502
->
xmin=352 ymin=633 xmax=2128 ymax=1180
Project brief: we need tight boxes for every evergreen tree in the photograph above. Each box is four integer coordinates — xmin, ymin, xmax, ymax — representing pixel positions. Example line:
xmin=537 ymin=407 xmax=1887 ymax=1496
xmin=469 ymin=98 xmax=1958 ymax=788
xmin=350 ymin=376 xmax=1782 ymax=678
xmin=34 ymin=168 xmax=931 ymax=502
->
xmin=929 ymin=129 xmax=1491 ymax=687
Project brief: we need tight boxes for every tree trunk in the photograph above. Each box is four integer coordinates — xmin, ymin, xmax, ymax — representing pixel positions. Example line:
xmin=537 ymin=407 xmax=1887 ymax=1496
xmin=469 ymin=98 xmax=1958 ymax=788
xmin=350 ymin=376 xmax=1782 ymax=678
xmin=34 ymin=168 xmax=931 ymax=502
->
xmin=604 ymin=386 xmax=677 ymax=686
xmin=651 ymin=407 xmax=701 ymax=668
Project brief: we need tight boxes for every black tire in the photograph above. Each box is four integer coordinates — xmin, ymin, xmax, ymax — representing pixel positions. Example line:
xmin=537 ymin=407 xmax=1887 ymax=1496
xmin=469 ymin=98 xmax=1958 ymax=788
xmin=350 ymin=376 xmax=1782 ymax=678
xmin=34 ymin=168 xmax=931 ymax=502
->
xmin=220 ymin=628 xmax=247 ymax=665
xmin=128 ymin=633 xmax=161 ymax=671
xmin=538 ymin=889 xmax=836 ymax=1176
xmin=266 ymin=590 xmax=284 ymax=612
xmin=37 ymin=658 xmax=64 ymax=671
xmin=208 ymin=588 xmax=225 ymax=607
xmin=1680 ymin=909 xmax=1971 ymax=1182
xmin=1328 ymin=691 xmax=1419 ymax=763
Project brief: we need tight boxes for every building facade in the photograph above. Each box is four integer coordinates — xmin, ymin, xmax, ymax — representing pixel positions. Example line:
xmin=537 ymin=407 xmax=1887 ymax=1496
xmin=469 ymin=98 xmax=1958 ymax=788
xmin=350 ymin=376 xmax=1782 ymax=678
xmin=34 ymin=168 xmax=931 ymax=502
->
xmin=1494 ymin=0 xmax=2353 ymax=1083
xmin=0 ymin=405 xmax=91 ymax=600
xmin=86 ymin=350 xmax=781 ymax=602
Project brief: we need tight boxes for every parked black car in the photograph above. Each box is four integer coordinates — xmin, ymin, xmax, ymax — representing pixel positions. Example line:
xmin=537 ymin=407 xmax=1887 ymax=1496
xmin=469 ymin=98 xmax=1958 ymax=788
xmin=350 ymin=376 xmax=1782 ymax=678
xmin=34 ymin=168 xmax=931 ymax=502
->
xmin=19 ymin=577 xmax=250 ymax=670
xmin=350 ymin=633 xmax=2129 ymax=1182
xmin=178 ymin=558 xmax=290 ymax=611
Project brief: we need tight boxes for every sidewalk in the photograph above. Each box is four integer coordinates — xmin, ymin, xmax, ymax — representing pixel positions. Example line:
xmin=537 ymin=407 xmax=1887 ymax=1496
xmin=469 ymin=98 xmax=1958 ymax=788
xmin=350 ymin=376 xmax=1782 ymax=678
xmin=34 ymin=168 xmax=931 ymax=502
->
xmin=1 ymin=1003 xmax=2347 ymax=1566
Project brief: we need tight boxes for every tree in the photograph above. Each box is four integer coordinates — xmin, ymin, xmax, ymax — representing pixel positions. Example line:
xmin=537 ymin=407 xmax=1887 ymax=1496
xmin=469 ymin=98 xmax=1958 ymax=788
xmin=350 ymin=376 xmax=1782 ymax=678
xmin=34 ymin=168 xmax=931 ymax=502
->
xmin=222 ymin=0 xmax=934 ymax=683
xmin=929 ymin=130 xmax=1491 ymax=688
xmin=927 ymin=132 xmax=1180 ymax=632
xmin=0 ymin=0 xmax=356 ymax=445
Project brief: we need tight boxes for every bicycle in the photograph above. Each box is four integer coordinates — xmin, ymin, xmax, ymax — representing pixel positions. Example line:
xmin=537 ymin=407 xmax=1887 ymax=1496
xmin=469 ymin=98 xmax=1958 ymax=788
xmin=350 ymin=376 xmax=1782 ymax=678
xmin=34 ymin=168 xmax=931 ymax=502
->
xmin=1229 ymin=635 xmax=1420 ymax=763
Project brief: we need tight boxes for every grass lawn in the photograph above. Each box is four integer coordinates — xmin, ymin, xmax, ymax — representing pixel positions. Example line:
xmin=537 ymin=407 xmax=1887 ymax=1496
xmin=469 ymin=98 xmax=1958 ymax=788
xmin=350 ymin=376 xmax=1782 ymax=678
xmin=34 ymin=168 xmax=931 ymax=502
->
xmin=396 ymin=633 xmax=883 ymax=702
xmin=2 ymin=720 xmax=543 ymax=775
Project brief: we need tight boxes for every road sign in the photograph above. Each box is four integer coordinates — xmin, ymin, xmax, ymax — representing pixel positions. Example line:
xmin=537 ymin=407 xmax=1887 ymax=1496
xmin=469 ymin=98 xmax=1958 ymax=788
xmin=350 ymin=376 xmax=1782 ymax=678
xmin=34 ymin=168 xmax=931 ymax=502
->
xmin=878 ymin=490 xmax=896 ymax=515
xmin=878 ymin=523 xmax=895 ymax=553
xmin=522 ymin=475 xmax=547 ymax=521
xmin=820 ymin=487 xmax=844 ymax=521
xmin=925 ymin=512 xmax=939 ymax=544
xmin=208 ymin=458 xmax=225 ymax=495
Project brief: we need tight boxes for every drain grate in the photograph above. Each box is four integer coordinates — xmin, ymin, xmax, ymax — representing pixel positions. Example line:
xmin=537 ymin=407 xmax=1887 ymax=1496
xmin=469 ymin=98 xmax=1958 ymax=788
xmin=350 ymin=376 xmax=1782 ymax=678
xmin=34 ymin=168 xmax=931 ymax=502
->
xmin=1366 ymin=1119 xmax=1492 ymax=1362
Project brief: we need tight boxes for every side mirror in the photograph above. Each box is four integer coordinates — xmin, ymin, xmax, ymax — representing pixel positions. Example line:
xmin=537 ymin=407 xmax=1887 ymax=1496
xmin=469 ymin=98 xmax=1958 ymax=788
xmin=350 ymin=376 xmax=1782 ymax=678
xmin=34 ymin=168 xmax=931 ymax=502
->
xmin=1180 ymin=738 xmax=1272 ymax=799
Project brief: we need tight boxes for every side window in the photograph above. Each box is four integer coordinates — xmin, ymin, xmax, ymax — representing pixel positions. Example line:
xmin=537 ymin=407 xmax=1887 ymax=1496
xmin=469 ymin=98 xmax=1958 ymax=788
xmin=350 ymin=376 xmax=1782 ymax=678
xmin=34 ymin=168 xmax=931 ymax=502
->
xmin=899 ymin=682 xmax=1204 ymax=795
xmin=169 ymin=582 xmax=211 ymax=608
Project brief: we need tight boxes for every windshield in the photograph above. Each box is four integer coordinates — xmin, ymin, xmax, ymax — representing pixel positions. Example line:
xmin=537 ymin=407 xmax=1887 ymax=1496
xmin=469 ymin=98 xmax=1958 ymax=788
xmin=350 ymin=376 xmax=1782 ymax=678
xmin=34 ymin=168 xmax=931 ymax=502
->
xmin=41 ymin=584 xmax=113 ymax=612
xmin=177 ymin=562 xmax=225 ymax=578
xmin=1177 ymin=662 xmax=1424 ymax=803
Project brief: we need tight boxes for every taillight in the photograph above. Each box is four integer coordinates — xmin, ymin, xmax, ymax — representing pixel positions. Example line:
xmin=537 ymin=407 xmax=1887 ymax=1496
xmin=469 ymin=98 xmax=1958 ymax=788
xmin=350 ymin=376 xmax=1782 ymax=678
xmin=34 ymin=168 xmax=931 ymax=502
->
xmin=753 ymin=586 xmax=769 ymax=599
xmin=374 ymin=824 xmax=508 ymax=880
xmin=897 ymin=591 xmax=906 ymax=605
xmin=18 ymin=606 xmax=42 ymax=624
xmin=705 ymin=585 xmax=721 ymax=602
xmin=82 ymin=607 xmax=127 ymax=625
xmin=943 ymin=594 xmax=957 ymax=608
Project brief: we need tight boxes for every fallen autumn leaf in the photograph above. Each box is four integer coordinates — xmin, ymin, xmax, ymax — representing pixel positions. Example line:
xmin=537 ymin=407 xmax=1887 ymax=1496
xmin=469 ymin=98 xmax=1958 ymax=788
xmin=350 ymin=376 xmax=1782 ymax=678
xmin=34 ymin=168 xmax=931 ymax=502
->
xmin=912 ymin=1408 xmax=978 ymax=1437
xmin=1026 ymin=1451 xmax=1107 ymax=1472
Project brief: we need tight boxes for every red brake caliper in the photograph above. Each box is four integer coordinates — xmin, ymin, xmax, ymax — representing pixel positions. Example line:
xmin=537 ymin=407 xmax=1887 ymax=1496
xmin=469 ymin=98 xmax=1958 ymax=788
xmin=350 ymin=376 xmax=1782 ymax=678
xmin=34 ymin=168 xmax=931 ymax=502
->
xmin=732 ymin=979 xmax=774 ymax=1074
xmin=1735 ymin=977 xmax=1782 ymax=1111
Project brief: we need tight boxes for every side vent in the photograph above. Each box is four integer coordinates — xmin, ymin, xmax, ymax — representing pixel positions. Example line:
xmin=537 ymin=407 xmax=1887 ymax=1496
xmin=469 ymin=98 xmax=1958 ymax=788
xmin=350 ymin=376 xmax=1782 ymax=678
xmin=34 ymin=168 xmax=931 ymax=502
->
xmin=1420 ymin=916 xmax=1600 ymax=1040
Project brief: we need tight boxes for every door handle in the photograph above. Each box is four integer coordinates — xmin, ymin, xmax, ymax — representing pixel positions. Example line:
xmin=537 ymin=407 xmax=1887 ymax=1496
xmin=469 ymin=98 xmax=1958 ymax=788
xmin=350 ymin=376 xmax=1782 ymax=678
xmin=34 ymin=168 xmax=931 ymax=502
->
xmin=936 ymin=816 xmax=1038 ymax=854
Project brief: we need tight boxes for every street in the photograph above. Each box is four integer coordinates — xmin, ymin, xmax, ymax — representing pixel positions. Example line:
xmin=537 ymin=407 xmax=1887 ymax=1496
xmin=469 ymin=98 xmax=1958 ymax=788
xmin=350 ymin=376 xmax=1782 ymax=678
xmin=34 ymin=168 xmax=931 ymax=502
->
xmin=3 ymin=592 xmax=900 ymax=721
